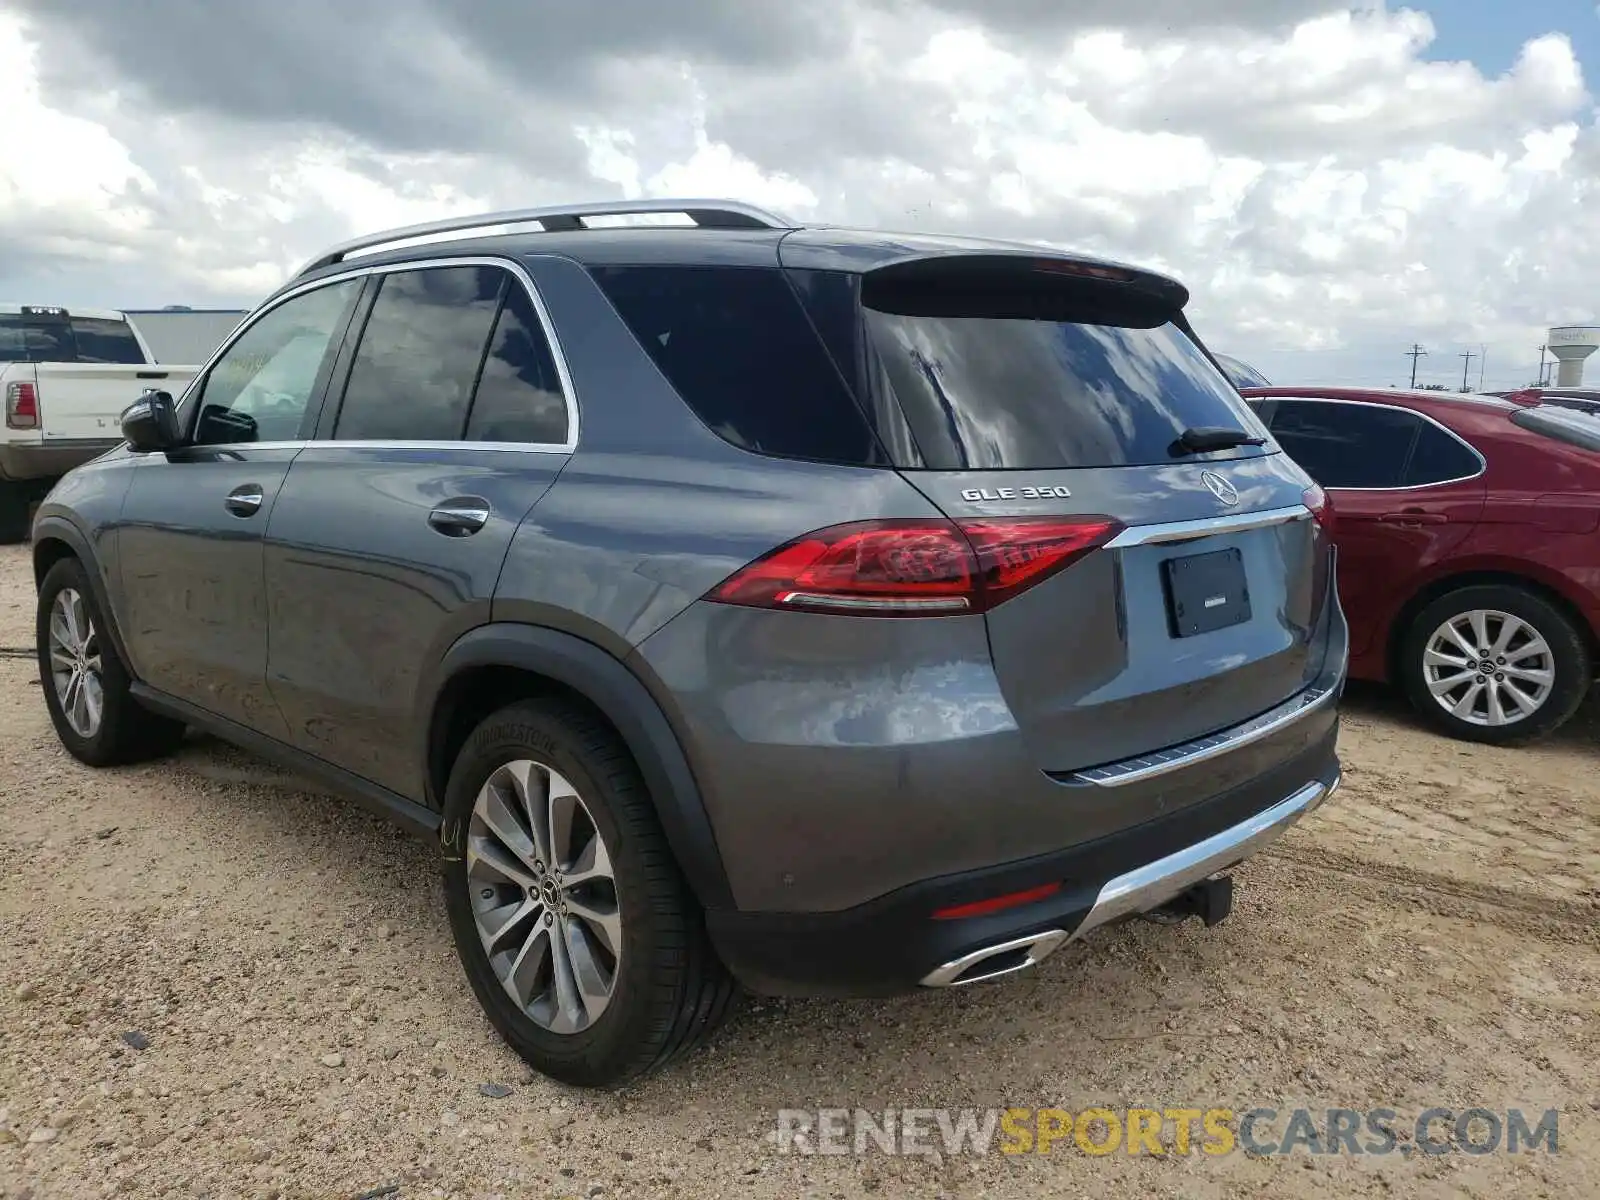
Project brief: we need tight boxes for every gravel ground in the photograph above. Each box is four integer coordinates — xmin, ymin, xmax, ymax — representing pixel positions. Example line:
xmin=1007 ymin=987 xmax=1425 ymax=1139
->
xmin=1 ymin=541 xmax=1597 ymax=1199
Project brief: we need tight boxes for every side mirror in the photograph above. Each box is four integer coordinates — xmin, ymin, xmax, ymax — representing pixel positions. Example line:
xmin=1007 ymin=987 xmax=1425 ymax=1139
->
xmin=122 ymin=390 xmax=182 ymax=453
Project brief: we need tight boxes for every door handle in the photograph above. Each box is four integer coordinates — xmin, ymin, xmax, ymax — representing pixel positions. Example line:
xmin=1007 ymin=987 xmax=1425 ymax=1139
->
xmin=428 ymin=502 xmax=490 ymax=537
xmin=225 ymin=485 xmax=265 ymax=517
xmin=1379 ymin=511 xmax=1448 ymax=526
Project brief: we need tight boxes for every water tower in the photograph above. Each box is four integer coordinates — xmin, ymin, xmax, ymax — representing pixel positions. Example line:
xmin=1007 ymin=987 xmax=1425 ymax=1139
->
xmin=1548 ymin=325 xmax=1600 ymax=386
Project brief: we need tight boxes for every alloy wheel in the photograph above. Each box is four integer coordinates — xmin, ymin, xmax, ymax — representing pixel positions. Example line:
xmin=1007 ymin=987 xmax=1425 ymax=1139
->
xmin=466 ymin=759 xmax=622 ymax=1035
xmin=1422 ymin=609 xmax=1555 ymax=728
xmin=48 ymin=587 xmax=104 ymax=739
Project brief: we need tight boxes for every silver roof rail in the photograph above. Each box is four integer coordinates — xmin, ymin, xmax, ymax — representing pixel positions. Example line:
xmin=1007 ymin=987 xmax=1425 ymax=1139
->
xmin=295 ymin=198 xmax=798 ymax=277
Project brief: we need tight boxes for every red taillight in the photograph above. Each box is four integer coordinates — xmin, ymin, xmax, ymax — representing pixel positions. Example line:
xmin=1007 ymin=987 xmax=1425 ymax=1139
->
xmin=933 ymin=881 xmax=1062 ymax=921
xmin=1303 ymin=484 xmax=1334 ymax=534
xmin=706 ymin=516 xmax=1122 ymax=617
xmin=6 ymin=381 xmax=38 ymax=429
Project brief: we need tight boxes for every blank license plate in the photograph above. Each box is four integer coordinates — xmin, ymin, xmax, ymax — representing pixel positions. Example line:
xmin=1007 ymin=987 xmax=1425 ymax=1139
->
xmin=1161 ymin=548 xmax=1251 ymax=638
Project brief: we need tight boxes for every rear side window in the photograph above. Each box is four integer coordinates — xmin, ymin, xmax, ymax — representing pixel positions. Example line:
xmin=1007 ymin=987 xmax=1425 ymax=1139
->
xmin=0 ymin=312 xmax=144 ymax=364
xmin=589 ymin=265 xmax=886 ymax=465
xmin=1266 ymin=400 xmax=1421 ymax=489
xmin=335 ymin=266 xmax=503 ymax=441
xmin=862 ymin=293 xmax=1267 ymax=470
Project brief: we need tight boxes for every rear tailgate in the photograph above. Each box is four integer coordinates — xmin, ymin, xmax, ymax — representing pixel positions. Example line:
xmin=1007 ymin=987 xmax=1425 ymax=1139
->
xmin=856 ymin=256 xmax=1332 ymax=774
xmin=31 ymin=363 xmax=185 ymax=441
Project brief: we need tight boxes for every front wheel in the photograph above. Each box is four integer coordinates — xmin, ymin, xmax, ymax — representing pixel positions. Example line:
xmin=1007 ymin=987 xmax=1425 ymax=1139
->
xmin=440 ymin=698 xmax=737 ymax=1087
xmin=1399 ymin=584 xmax=1591 ymax=744
xmin=35 ymin=557 xmax=187 ymax=765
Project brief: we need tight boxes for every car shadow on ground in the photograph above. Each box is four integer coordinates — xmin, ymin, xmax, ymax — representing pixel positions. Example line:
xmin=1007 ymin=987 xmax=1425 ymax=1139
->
xmin=1337 ymin=677 xmax=1600 ymax=749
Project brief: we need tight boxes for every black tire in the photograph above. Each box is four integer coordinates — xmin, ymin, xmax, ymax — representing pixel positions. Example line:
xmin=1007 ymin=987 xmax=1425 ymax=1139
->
xmin=0 ymin=480 xmax=33 ymax=545
xmin=1399 ymin=583 xmax=1591 ymax=745
xmin=440 ymin=698 xmax=737 ymax=1087
xmin=35 ymin=556 xmax=187 ymax=766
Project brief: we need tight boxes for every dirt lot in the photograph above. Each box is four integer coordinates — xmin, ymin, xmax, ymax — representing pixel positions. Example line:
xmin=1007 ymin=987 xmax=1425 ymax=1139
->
xmin=0 ymin=541 xmax=1596 ymax=1200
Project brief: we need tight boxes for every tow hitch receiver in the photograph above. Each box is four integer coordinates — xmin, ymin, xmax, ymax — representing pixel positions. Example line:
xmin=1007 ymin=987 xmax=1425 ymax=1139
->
xmin=1143 ymin=874 xmax=1234 ymax=928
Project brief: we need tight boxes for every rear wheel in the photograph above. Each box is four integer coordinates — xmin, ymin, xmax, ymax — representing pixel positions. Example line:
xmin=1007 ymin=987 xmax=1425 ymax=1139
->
xmin=440 ymin=698 xmax=737 ymax=1087
xmin=1399 ymin=584 xmax=1591 ymax=744
xmin=35 ymin=556 xmax=187 ymax=765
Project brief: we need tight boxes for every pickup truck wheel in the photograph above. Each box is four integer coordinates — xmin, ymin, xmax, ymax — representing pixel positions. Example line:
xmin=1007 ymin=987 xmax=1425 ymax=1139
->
xmin=0 ymin=480 xmax=33 ymax=544
xmin=1400 ymin=584 xmax=1591 ymax=745
xmin=35 ymin=557 xmax=187 ymax=766
xmin=440 ymin=698 xmax=737 ymax=1087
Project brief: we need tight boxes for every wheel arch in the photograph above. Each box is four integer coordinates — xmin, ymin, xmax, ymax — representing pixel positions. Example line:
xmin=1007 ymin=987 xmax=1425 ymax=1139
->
xmin=1385 ymin=566 xmax=1600 ymax=684
xmin=420 ymin=623 xmax=735 ymax=911
xmin=30 ymin=516 xmax=139 ymax=671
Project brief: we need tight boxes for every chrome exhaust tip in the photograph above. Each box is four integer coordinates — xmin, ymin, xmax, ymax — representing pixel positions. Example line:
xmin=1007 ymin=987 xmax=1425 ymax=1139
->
xmin=920 ymin=929 xmax=1069 ymax=988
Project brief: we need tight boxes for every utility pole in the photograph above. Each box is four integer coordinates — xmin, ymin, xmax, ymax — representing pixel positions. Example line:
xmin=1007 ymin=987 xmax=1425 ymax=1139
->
xmin=1406 ymin=343 xmax=1427 ymax=388
xmin=1478 ymin=344 xmax=1487 ymax=392
xmin=1538 ymin=344 xmax=1548 ymax=386
xmin=1459 ymin=350 xmax=1476 ymax=392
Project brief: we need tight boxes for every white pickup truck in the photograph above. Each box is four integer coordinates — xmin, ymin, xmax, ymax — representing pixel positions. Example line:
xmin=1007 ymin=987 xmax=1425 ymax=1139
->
xmin=1 ymin=304 xmax=202 ymax=542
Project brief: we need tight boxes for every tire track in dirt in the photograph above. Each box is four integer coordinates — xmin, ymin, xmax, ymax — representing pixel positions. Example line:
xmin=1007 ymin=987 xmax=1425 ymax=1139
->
xmin=1263 ymin=840 xmax=1600 ymax=944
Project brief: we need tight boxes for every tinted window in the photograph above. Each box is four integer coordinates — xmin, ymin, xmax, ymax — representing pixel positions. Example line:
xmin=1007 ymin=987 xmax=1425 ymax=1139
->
xmin=193 ymin=281 xmax=359 ymax=445
xmin=335 ymin=267 xmax=503 ymax=441
xmin=1512 ymin=405 xmax=1600 ymax=453
xmin=464 ymin=283 xmax=568 ymax=445
xmin=0 ymin=313 xmax=143 ymax=364
xmin=1406 ymin=423 xmax=1481 ymax=484
xmin=863 ymin=308 xmax=1268 ymax=470
xmin=67 ymin=318 xmax=145 ymax=364
xmin=589 ymin=265 xmax=885 ymax=465
xmin=1266 ymin=400 xmax=1420 ymax=489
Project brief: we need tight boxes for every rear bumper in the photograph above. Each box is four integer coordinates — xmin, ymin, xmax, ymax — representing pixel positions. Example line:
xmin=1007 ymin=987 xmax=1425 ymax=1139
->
xmin=706 ymin=722 xmax=1341 ymax=997
xmin=0 ymin=439 xmax=120 ymax=482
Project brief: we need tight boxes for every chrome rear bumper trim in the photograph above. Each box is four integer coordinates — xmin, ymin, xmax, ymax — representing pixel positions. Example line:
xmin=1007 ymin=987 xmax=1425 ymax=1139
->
xmin=1066 ymin=682 xmax=1339 ymax=788
xmin=1068 ymin=775 xmax=1335 ymax=943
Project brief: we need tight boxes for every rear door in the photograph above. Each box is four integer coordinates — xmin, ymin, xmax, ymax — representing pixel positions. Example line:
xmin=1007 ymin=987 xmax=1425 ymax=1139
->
xmin=855 ymin=260 xmax=1332 ymax=773
xmin=1253 ymin=397 xmax=1485 ymax=658
xmin=263 ymin=259 xmax=574 ymax=799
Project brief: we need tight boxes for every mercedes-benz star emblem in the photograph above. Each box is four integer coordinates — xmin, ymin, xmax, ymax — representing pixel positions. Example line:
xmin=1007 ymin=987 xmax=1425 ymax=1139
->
xmin=1201 ymin=471 xmax=1239 ymax=506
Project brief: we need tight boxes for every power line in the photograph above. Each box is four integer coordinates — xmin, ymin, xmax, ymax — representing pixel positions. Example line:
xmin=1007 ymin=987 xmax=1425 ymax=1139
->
xmin=1405 ymin=343 xmax=1428 ymax=388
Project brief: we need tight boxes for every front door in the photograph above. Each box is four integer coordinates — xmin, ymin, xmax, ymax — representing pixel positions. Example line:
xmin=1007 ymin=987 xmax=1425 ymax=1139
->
xmin=115 ymin=278 xmax=362 ymax=735
xmin=263 ymin=261 xmax=575 ymax=799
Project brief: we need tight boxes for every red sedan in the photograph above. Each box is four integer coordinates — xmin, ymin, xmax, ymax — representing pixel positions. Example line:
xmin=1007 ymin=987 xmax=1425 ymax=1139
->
xmin=1240 ymin=386 xmax=1600 ymax=743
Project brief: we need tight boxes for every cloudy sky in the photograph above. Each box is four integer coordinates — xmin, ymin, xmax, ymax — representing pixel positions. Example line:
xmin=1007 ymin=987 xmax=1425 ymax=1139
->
xmin=2 ymin=0 xmax=1598 ymax=390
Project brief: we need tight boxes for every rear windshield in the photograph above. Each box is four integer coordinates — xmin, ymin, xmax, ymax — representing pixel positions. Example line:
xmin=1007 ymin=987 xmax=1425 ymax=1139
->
xmin=863 ymin=306 xmax=1270 ymax=470
xmin=1511 ymin=405 xmax=1600 ymax=452
xmin=0 ymin=312 xmax=145 ymax=364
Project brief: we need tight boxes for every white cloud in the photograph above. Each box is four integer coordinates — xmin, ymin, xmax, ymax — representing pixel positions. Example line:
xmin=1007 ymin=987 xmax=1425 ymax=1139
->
xmin=1 ymin=3 xmax=1598 ymax=389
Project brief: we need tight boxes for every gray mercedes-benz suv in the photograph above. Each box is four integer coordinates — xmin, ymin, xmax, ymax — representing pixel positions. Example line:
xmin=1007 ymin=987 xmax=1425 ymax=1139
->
xmin=32 ymin=199 xmax=1346 ymax=1086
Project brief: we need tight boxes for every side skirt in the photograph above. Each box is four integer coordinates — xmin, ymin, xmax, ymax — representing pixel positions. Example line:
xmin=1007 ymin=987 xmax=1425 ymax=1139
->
xmin=129 ymin=683 xmax=442 ymax=840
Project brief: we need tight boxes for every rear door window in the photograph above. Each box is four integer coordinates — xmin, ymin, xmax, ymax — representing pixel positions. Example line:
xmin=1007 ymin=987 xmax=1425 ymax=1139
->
xmin=862 ymin=300 xmax=1268 ymax=470
xmin=1405 ymin=422 xmax=1482 ymax=485
xmin=334 ymin=266 xmax=504 ymax=441
xmin=463 ymin=282 xmax=569 ymax=446
xmin=1264 ymin=400 xmax=1421 ymax=489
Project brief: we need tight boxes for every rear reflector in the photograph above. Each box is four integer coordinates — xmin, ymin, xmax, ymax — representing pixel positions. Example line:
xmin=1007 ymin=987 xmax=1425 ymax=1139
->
xmin=706 ymin=516 xmax=1122 ymax=617
xmin=5 ymin=381 xmax=38 ymax=430
xmin=1302 ymin=484 xmax=1334 ymax=534
xmin=933 ymin=881 xmax=1062 ymax=921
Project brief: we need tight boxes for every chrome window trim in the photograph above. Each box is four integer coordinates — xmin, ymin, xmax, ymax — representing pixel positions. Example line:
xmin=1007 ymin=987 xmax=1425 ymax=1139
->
xmin=177 ymin=255 xmax=579 ymax=455
xmin=1253 ymin=395 xmax=1486 ymax=492
xmin=1063 ymin=681 xmax=1340 ymax=788
xmin=1105 ymin=504 xmax=1309 ymax=549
